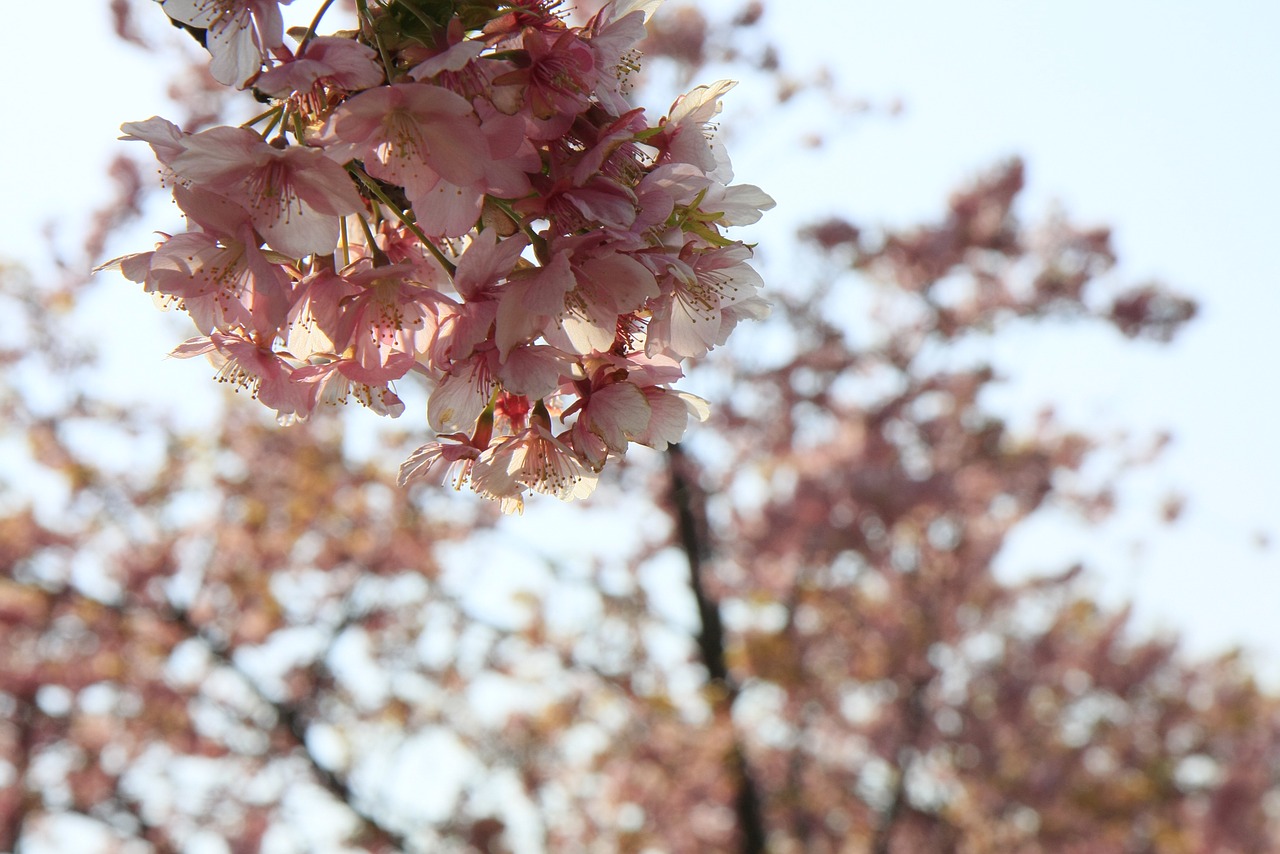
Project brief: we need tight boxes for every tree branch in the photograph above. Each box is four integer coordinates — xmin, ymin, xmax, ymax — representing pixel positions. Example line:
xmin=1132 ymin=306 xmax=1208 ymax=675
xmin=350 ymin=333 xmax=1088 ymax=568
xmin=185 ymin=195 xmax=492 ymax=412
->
xmin=870 ymin=675 xmax=930 ymax=854
xmin=160 ymin=604 xmax=411 ymax=853
xmin=666 ymin=444 xmax=767 ymax=854
xmin=0 ymin=691 xmax=36 ymax=854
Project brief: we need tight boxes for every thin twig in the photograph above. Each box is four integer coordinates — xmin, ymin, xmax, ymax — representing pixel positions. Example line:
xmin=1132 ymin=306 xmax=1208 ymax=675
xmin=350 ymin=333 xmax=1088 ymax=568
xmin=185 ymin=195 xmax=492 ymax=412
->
xmin=159 ymin=604 xmax=410 ymax=852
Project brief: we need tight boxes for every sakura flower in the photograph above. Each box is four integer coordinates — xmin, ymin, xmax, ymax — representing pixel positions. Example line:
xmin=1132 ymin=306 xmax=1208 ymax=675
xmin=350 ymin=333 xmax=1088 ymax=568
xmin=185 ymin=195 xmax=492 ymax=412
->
xmin=110 ymin=186 xmax=292 ymax=336
xmin=291 ymin=354 xmax=411 ymax=417
xmin=566 ymin=376 xmax=651 ymax=468
xmin=392 ymin=107 xmax=537 ymax=238
xmin=407 ymin=35 xmax=486 ymax=82
xmin=564 ymin=352 xmax=705 ymax=458
xmin=428 ymin=349 xmax=497 ymax=435
xmin=125 ymin=230 xmax=288 ymax=336
xmin=399 ymin=409 xmax=494 ymax=490
xmin=162 ymin=0 xmax=292 ymax=87
xmin=568 ymin=108 xmax=651 ymax=187
xmin=397 ymin=438 xmax=482 ymax=491
xmin=700 ymin=180 xmax=777 ymax=226
xmin=111 ymin=0 xmax=771 ymax=511
xmin=647 ymin=242 xmax=765 ymax=359
xmin=120 ymin=116 xmax=187 ymax=168
xmin=492 ymin=28 xmax=597 ymax=137
xmin=470 ymin=421 xmax=598 ymax=511
xmin=698 ymin=137 xmax=777 ymax=226
xmin=632 ymin=163 xmax=713 ymax=232
xmin=557 ymin=244 xmax=659 ymax=355
xmin=170 ymin=126 xmax=366 ymax=258
xmin=428 ymin=341 xmax=572 ymax=435
xmin=284 ymin=269 xmax=358 ymax=361
xmin=633 ymin=385 xmax=710 ymax=450
xmin=498 ymin=344 xmax=578 ymax=400
xmin=657 ymin=80 xmax=737 ymax=173
xmin=254 ymin=36 xmax=384 ymax=98
xmin=583 ymin=0 xmax=661 ymax=113
xmin=522 ymin=28 xmax=597 ymax=120
xmin=495 ymin=249 xmax=576 ymax=358
xmin=520 ymin=173 xmax=638 ymax=236
xmin=332 ymin=263 xmax=450 ymax=376
xmin=505 ymin=236 xmax=658 ymax=357
xmin=409 ymin=178 xmax=491 ymax=238
xmin=318 ymin=83 xmax=488 ymax=198
xmin=171 ymin=331 xmax=314 ymax=420
xmin=452 ymin=230 xmax=529 ymax=303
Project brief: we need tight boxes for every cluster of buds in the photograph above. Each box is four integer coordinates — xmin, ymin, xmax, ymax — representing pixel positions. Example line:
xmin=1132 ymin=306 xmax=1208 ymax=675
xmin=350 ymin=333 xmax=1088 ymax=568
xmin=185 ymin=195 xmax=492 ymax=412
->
xmin=106 ymin=0 xmax=773 ymax=512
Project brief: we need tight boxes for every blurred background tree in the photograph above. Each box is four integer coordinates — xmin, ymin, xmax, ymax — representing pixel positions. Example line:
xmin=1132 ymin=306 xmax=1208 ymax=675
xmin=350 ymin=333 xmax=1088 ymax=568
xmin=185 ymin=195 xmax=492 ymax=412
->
xmin=2 ymin=2 xmax=1276 ymax=852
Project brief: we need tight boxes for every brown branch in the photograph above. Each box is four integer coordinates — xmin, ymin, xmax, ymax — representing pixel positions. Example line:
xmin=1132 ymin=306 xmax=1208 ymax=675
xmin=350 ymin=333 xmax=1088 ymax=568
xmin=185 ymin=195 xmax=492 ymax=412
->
xmin=666 ymin=444 xmax=767 ymax=854
xmin=870 ymin=675 xmax=931 ymax=854
xmin=160 ymin=605 xmax=410 ymax=853
xmin=0 ymin=692 xmax=36 ymax=853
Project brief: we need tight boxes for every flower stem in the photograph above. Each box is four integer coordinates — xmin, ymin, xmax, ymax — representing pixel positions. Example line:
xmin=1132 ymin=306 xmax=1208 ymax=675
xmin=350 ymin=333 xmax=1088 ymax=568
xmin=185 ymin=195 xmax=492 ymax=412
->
xmin=339 ymin=216 xmax=351 ymax=267
xmin=241 ymin=104 xmax=283 ymax=132
xmin=355 ymin=0 xmax=396 ymax=83
xmin=491 ymin=197 xmax=549 ymax=264
xmin=347 ymin=165 xmax=457 ymax=277
xmin=298 ymin=0 xmax=337 ymax=53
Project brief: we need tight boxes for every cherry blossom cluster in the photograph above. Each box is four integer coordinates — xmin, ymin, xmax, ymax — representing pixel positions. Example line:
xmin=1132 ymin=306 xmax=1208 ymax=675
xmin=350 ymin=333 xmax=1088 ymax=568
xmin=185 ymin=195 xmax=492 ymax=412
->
xmin=107 ymin=0 xmax=772 ymax=512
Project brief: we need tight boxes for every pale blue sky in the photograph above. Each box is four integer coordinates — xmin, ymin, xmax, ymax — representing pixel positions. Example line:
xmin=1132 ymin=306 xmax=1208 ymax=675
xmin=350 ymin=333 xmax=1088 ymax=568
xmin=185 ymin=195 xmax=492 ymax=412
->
xmin=710 ymin=0 xmax=1280 ymax=671
xmin=4 ymin=1 xmax=1279 ymax=673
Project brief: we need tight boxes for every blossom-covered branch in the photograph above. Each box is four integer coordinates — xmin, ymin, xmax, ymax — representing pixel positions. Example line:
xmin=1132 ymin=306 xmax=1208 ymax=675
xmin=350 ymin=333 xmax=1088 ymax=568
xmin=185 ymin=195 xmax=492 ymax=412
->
xmin=103 ymin=0 xmax=773 ymax=512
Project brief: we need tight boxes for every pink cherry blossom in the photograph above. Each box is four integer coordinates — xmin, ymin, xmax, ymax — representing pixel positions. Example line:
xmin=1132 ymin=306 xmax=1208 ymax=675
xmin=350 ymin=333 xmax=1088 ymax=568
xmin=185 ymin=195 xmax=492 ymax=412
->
xmin=291 ymin=354 xmax=411 ymax=417
xmin=318 ymin=83 xmax=487 ymax=197
xmin=397 ymin=438 xmax=483 ymax=491
xmin=428 ymin=349 xmax=497 ymax=435
xmin=332 ymin=262 xmax=448 ymax=375
xmin=171 ymin=331 xmax=314 ymax=420
xmin=582 ymin=1 xmax=659 ymax=113
xmin=407 ymin=32 xmax=486 ymax=83
xmin=111 ymin=185 xmax=293 ymax=336
xmin=647 ymin=242 xmax=765 ymax=359
xmin=125 ymin=230 xmax=288 ymax=336
xmin=495 ymin=250 xmax=576 ymax=358
xmin=113 ymin=0 xmax=771 ymax=510
xmin=255 ymin=36 xmax=384 ymax=98
xmin=567 ymin=377 xmax=651 ymax=468
xmin=119 ymin=116 xmax=188 ymax=168
xmin=427 ymin=341 xmax=571 ymax=436
xmin=656 ymin=80 xmax=737 ymax=173
xmin=470 ymin=422 xmax=597 ymax=512
xmin=399 ymin=402 xmax=496 ymax=491
xmin=170 ymin=126 xmax=366 ymax=257
xmin=556 ymin=242 xmax=659 ymax=355
xmin=633 ymin=386 xmax=710 ymax=450
xmin=284 ymin=269 xmax=358 ymax=360
xmin=512 ymin=28 xmax=597 ymax=123
xmin=162 ymin=0 xmax=292 ymax=87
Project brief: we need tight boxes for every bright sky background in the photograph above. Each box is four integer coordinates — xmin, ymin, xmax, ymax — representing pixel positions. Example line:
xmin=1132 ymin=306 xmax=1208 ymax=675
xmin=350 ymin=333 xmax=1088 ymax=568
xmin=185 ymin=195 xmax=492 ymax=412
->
xmin=2 ymin=1 xmax=1278 ymax=678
